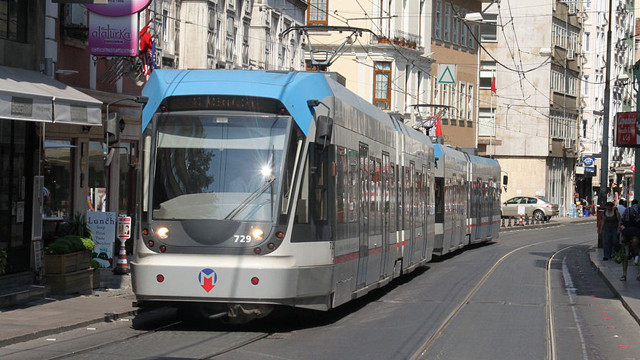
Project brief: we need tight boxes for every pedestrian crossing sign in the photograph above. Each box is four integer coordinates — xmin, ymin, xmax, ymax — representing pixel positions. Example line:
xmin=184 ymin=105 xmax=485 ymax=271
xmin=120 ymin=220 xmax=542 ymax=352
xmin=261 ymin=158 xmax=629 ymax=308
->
xmin=437 ymin=64 xmax=457 ymax=84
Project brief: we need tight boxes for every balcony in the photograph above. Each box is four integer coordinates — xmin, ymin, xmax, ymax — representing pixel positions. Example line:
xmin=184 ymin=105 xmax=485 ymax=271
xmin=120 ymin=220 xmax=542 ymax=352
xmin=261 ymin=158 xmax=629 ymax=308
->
xmin=375 ymin=30 xmax=420 ymax=50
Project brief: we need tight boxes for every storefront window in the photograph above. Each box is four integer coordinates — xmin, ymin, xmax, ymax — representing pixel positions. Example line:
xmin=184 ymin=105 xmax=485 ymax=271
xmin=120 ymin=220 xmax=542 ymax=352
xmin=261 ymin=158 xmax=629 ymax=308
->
xmin=88 ymin=141 xmax=107 ymax=212
xmin=44 ymin=140 xmax=73 ymax=220
xmin=118 ymin=142 xmax=137 ymax=216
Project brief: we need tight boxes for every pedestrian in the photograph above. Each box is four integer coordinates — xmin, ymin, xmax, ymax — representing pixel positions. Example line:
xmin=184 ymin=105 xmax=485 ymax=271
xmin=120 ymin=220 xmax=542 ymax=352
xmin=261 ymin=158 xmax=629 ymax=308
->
xmin=598 ymin=201 xmax=621 ymax=261
xmin=617 ymin=199 xmax=627 ymax=252
xmin=619 ymin=199 xmax=640 ymax=281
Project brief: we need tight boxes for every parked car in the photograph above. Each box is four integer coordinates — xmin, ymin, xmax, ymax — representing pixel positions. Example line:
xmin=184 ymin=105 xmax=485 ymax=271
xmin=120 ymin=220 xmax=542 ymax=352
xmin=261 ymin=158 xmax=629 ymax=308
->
xmin=501 ymin=196 xmax=559 ymax=221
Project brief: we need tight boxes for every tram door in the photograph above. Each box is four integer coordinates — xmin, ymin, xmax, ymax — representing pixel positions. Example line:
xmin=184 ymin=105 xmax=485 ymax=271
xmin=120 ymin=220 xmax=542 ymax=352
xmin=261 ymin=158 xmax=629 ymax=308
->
xmin=381 ymin=153 xmax=390 ymax=276
xmin=422 ymin=165 xmax=429 ymax=257
xmin=407 ymin=162 xmax=415 ymax=265
xmin=356 ymin=143 xmax=369 ymax=288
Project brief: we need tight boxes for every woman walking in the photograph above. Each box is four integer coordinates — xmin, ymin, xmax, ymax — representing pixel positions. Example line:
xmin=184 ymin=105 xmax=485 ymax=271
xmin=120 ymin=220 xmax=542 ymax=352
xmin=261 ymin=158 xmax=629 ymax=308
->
xmin=598 ymin=201 xmax=621 ymax=261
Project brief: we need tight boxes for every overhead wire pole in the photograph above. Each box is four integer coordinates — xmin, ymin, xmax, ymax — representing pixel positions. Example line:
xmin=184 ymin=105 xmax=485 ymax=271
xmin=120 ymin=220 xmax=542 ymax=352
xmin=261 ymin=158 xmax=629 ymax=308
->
xmin=599 ymin=0 xmax=613 ymax=206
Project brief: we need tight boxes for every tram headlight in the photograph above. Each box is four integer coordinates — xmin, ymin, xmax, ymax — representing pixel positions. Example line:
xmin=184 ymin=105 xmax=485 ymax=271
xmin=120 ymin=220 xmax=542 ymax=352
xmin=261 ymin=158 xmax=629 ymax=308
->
xmin=251 ymin=227 xmax=264 ymax=241
xmin=156 ymin=226 xmax=169 ymax=239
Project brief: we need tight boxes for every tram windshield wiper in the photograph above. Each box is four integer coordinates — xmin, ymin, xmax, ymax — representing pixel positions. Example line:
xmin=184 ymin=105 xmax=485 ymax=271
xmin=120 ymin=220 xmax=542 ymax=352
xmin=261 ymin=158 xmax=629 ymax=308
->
xmin=224 ymin=175 xmax=276 ymax=221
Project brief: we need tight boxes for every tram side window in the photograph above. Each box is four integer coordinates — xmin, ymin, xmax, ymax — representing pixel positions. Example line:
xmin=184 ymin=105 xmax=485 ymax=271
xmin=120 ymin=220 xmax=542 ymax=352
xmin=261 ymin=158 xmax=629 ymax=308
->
xmin=336 ymin=146 xmax=348 ymax=240
xmin=375 ymin=158 xmax=382 ymax=235
xmin=369 ymin=156 xmax=377 ymax=236
xmin=294 ymin=144 xmax=331 ymax=241
xmin=404 ymin=166 xmax=411 ymax=230
xmin=389 ymin=162 xmax=396 ymax=233
xmin=435 ymin=177 xmax=444 ymax=223
xmin=348 ymin=149 xmax=358 ymax=238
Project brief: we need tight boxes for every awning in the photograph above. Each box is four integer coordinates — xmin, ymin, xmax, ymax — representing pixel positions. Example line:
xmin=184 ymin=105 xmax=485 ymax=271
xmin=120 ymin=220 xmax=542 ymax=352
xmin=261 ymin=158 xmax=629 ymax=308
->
xmin=0 ymin=65 xmax=102 ymax=125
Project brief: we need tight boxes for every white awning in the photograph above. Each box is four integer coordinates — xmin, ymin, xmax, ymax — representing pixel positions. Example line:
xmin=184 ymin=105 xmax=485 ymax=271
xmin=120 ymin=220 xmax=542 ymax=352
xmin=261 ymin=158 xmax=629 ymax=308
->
xmin=0 ymin=65 xmax=102 ymax=126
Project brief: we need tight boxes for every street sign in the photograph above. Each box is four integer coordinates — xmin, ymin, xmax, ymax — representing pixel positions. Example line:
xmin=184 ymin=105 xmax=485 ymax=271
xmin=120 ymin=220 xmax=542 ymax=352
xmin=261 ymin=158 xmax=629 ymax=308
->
xmin=437 ymin=64 xmax=457 ymax=84
xmin=118 ymin=215 xmax=131 ymax=240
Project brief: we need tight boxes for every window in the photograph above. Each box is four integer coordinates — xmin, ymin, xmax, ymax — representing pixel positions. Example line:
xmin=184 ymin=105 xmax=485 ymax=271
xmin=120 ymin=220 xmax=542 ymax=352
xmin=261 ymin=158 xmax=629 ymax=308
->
xmin=584 ymin=32 xmax=590 ymax=52
xmin=460 ymin=9 xmax=467 ymax=46
xmin=88 ymin=141 xmax=107 ymax=212
xmin=480 ymin=13 xmax=497 ymax=42
xmin=459 ymin=83 xmax=466 ymax=121
xmin=162 ymin=9 xmax=169 ymax=43
xmin=307 ymin=0 xmax=328 ymax=25
xmin=478 ymin=108 xmax=495 ymax=136
xmin=44 ymin=140 xmax=74 ymax=219
xmin=452 ymin=5 xmax=460 ymax=45
xmin=443 ymin=4 xmax=451 ymax=42
xmin=373 ymin=61 xmax=392 ymax=110
xmin=467 ymin=84 xmax=474 ymax=123
xmin=467 ymin=23 xmax=477 ymax=48
xmin=0 ymin=0 xmax=27 ymax=42
xmin=479 ymin=61 xmax=496 ymax=89
xmin=433 ymin=0 xmax=442 ymax=40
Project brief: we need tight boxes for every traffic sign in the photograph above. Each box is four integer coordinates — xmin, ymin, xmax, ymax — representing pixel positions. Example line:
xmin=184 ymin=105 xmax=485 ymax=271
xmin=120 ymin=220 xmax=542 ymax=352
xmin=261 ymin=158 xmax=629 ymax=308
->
xmin=437 ymin=64 xmax=457 ymax=84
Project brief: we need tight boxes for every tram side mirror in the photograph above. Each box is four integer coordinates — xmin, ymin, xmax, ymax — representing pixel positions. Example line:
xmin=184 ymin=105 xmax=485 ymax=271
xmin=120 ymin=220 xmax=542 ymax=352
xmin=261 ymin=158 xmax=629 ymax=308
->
xmin=315 ymin=115 xmax=333 ymax=149
xmin=502 ymin=175 xmax=509 ymax=186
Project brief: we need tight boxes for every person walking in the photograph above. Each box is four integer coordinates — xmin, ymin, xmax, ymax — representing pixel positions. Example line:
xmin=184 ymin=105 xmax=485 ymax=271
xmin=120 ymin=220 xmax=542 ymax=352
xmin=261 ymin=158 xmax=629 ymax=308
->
xmin=598 ymin=201 xmax=621 ymax=261
xmin=619 ymin=199 xmax=640 ymax=281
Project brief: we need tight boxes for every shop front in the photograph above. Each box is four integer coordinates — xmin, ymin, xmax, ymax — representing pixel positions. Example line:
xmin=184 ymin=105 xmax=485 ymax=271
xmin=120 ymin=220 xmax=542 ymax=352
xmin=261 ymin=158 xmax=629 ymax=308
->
xmin=0 ymin=65 xmax=102 ymax=278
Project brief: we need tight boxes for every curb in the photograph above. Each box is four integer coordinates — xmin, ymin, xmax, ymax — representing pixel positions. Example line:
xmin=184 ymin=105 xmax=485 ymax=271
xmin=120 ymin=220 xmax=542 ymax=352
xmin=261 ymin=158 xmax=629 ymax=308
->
xmin=0 ymin=308 xmax=139 ymax=348
xmin=588 ymin=248 xmax=640 ymax=327
xmin=500 ymin=217 xmax=594 ymax=233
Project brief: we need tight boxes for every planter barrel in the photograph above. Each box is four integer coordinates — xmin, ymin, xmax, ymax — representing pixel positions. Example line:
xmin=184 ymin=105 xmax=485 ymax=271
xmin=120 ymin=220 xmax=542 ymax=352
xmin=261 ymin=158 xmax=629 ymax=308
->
xmin=46 ymin=268 xmax=94 ymax=295
xmin=44 ymin=251 xmax=92 ymax=274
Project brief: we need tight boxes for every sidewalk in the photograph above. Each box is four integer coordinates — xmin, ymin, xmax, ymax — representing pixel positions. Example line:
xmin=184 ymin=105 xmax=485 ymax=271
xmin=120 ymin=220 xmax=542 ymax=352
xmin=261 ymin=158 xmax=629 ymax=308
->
xmin=1 ymin=215 xmax=633 ymax=348
xmin=589 ymin=248 xmax=640 ymax=325
xmin=0 ymin=269 xmax=137 ymax=347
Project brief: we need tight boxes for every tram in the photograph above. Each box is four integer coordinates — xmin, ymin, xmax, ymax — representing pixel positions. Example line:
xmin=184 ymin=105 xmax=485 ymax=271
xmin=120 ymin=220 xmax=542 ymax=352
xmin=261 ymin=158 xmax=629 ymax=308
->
xmin=131 ymin=70 xmax=502 ymax=323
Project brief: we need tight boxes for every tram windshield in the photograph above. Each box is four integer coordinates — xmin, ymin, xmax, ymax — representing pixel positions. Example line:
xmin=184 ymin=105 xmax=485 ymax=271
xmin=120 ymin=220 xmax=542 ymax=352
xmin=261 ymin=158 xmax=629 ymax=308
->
xmin=150 ymin=113 xmax=291 ymax=222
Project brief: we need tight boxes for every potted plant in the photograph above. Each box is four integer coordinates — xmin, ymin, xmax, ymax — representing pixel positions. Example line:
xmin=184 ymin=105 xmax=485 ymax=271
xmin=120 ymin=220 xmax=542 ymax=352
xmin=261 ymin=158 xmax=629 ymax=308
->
xmin=44 ymin=213 xmax=96 ymax=295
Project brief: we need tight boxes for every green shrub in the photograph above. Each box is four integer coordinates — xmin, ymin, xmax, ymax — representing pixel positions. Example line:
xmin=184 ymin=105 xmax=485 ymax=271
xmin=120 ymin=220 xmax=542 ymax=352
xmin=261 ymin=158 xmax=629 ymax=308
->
xmin=0 ymin=248 xmax=7 ymax=275
xmin=91 ymin=259 xmax=100 ymax=269
xmin=58 ymin=213 xmax=93 ymax=238
xmin=45 ymin=235 xmax=95 ymax=255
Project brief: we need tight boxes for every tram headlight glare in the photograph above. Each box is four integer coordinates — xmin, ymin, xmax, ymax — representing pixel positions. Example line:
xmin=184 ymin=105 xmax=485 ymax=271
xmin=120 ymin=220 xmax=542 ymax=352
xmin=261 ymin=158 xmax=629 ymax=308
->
xmin=156 ymin=227 xmax=169 ymax=239
xmin=251 ymin=228 xmax=264 ymax=241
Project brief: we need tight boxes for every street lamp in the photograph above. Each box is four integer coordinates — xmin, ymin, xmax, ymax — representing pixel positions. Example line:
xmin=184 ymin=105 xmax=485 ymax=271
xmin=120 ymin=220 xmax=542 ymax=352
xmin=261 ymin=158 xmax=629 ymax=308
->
xmin=103 ymin=96 xmax=148 ymax=166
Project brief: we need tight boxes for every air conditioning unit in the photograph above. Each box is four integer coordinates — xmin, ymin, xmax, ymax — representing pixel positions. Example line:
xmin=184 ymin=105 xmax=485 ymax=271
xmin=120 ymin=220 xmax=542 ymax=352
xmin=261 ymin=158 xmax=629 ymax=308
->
xmin=567 ymin=51 xmax=574 ymax=60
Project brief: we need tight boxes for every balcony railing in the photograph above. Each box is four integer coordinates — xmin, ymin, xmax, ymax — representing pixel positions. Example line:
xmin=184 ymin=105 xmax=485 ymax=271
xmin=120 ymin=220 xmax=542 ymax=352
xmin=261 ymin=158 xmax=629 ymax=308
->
xmin=374 ymin=30 xmax=421 ymax=50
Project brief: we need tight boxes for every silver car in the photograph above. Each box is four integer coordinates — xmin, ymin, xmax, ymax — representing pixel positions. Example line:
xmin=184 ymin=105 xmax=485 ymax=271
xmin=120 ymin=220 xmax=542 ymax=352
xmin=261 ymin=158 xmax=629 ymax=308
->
xmin=501 ymin=196 xmax=559 ymax=221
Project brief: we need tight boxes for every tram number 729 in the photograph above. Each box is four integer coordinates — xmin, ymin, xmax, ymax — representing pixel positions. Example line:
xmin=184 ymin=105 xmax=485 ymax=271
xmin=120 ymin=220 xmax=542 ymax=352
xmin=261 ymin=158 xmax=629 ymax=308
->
xmin=234 ymin=235 xmax=252 ymax=243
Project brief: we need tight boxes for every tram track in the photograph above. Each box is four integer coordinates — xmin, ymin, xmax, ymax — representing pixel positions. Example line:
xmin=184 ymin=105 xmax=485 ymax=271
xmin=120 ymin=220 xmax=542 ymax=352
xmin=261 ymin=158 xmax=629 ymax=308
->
xmin=410 ymin=237 xmax=592 ymax=360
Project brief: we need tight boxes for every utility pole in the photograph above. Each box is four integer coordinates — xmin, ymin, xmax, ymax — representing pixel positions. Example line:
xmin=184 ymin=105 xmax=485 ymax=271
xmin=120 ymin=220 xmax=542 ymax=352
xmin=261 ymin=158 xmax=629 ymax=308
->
xmin=598 ymin=0 xmax=613 ymax=206
xmin=634 ymin=60 xmax=640 ymax=200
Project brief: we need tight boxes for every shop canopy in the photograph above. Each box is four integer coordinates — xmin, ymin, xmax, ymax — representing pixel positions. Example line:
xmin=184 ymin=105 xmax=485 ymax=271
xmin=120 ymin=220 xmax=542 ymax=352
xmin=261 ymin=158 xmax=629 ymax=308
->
xmin=0 ymin=65 xmax=102 ymax=125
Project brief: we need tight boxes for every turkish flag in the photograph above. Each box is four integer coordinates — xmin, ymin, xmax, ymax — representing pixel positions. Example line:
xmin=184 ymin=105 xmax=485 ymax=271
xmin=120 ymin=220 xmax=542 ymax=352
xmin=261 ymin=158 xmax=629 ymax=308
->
xmin=435 ymin=115 xmax=442 ymax=137
xmin=491 ymin=76 xmax=496 ymax=93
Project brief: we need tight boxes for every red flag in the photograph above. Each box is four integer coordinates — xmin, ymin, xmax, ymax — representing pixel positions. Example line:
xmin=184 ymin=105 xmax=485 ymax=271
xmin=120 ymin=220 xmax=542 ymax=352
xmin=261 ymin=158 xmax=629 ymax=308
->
xmin=435 ymin=114 xmax=442 ymax=137
xmin=491 ymin=76 xmax=496 ymax=93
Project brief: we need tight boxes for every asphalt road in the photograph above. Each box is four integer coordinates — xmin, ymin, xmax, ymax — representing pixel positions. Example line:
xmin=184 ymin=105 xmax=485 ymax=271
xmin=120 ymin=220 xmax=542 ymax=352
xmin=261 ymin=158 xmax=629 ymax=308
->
xmin=2 ymin=221 xmax=638 ymax=360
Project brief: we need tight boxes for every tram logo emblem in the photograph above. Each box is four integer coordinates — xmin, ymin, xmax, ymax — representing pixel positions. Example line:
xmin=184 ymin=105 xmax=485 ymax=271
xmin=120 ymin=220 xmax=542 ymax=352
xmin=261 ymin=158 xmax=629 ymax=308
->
xmin=198 ymin=268 xmax=217 ymax=293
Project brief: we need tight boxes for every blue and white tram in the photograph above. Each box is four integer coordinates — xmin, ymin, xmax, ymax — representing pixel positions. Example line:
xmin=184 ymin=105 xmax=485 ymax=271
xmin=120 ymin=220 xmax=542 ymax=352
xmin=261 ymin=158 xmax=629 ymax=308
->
xmin=132 ymin=70 xmax=437 ymax=322
xmin=466 ymin=154 xmax=501 ymax=243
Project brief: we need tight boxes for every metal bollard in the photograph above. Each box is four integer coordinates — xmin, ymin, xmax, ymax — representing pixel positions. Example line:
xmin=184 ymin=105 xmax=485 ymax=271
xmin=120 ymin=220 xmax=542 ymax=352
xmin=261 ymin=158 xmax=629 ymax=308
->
xmin=508 ymin=217 xmax=512 ymax=227
xmin=501 ymin=218 xmax=505 ymax=227
xmin=525 ymin=214 xmax=530 ymax=225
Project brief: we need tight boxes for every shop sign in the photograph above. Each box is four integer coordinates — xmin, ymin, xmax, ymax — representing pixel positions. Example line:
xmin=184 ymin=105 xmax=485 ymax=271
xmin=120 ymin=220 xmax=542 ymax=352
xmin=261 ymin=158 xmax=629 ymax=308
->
xmin=582 ymin=156 xmax=595 ymax=167
xmin=614 ymin=111 xmax=639 ymax=147
xmin=88 ymin=12 xmax=138 ymax=56
xmin=84 ymin=0 xmax=151 ymax=16
xmin=87 ymin=211 xmax=117 ymax=268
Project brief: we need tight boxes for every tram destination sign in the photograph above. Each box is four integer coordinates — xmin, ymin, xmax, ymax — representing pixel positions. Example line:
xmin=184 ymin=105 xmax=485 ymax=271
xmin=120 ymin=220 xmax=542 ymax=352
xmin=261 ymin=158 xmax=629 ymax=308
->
xmin=166 ymin=95 xmax=288 ymax=115
xmin=614 ymin=111 xmax=640 ymax=147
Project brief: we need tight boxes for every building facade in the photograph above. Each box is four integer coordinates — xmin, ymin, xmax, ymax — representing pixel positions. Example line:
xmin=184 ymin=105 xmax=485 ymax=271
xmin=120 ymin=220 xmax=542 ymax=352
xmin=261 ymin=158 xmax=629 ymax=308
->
xmin=479 ymin=0 xmax=582 ymax=215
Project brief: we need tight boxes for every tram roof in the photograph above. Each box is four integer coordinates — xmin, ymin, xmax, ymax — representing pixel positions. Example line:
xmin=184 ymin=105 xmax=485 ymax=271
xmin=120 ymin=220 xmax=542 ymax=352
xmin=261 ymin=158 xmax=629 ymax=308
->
xmin=141 ymin=70 xmax=333 ymax=133
xmin=467 ymin=153 xmax=500 ymax=167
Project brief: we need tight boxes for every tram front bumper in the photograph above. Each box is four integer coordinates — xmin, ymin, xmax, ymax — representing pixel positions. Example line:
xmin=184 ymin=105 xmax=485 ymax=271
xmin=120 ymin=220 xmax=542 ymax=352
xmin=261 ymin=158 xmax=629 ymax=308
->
xmin=130 ymin=254 xmax=333 ymax=308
